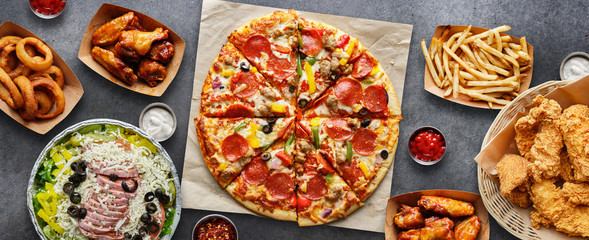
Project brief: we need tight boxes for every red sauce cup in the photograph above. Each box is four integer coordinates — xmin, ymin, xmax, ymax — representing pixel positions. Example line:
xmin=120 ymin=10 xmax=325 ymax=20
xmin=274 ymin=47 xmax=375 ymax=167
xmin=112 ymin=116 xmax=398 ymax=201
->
xmin=193 ymin=214 xmax=238 ymax=240
xmin=29 ymin=0 xmax=67 ymax=19
xmin=408 ymin=126 xmax=446 ymax=165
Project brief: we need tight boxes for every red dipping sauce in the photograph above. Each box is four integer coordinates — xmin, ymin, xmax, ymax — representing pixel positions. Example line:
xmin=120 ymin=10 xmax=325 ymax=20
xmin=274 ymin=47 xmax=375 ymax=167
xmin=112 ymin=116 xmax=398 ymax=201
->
xmin=29 ymin=0 xmax=66 ymax=19
xmin=193 ymin=215 xmax=237 ymax=240
xmin=409 ymin=127 xmax=446 ymax=164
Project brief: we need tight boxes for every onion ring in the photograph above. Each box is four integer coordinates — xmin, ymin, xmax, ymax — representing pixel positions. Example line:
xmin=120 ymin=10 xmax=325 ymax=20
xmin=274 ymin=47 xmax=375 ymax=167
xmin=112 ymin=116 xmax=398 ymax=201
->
xmin=0 ymin=44 xmax=35 ymax=78
xmin=30 ymin=65 xmax=64 ymax=89
xmin=0 ymin=36 xmax=22 ymax=50
xmin=0 ymin=67 xmax=24 ymax=109
xmin=16 ymin=37 xmax=53 ymax=71
xmin=35 ymin=90 xmax=52 ymax=115
xmin=13 ymin=76 xmax=38 ymax=120
xmin=30 ymin=76 xmax=64 ymax=119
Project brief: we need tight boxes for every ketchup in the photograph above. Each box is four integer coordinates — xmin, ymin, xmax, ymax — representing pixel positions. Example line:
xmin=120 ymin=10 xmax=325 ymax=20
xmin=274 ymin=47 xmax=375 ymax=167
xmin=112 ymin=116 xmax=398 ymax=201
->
xmin=409 ymin=128 xmax=446 ymax=162
xmin=29 ymin=0 xmax=66 ymax=16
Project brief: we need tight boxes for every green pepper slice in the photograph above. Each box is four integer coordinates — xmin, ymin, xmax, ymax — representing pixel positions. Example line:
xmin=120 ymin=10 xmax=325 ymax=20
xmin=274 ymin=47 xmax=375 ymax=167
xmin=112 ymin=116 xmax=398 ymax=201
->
xmin=346 ymin=141 xmax=353 ymax=163
xmin=325 ymin=173 xmax=334 ymax=183
xmin=296 ymin=54 xmax=303 ymax=76
xmin=312 ymin=126 xmax=320 ymax=149
xmin=307 ymin=57 xmax=317 ymax=65
xmin=284 ymin=134 xmax=295 ymax=152
xmin=234 ymin=122 xmax=247 ymax=133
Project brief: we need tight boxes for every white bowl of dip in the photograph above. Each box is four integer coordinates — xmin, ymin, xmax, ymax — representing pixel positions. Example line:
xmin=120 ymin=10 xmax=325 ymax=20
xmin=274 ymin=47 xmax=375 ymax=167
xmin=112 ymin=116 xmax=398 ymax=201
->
xmin=139 ymin=102 xmax=177 ymax=142
xmin=560 ymin=52 xmax=589 ymax=80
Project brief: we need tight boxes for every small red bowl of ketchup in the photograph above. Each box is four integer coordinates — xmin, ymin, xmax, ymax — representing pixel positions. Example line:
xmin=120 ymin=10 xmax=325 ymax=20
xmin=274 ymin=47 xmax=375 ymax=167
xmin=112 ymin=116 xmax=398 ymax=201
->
xmin=29 ymin=0 xmax=67 ymax=19
xmin=408 ymin=126 xmax=446 ymax=165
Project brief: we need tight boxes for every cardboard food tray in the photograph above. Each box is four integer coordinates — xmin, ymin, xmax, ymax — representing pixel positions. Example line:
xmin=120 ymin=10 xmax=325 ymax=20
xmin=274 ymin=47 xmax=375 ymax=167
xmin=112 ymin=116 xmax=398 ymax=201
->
xmin=181 ymin=0 xmax=412 ymax=233
xmin=78 ymin=3 xmax=186 ymax=97
xmin=424 ymin=25 xmax=534 ymax=110
xmin=385 ymin=190 xmax=489 ymax=240
xmin=0 ymin=21 xmax=84 ymax=135
xmin=475 ymin=76 xmax=589 ymax=239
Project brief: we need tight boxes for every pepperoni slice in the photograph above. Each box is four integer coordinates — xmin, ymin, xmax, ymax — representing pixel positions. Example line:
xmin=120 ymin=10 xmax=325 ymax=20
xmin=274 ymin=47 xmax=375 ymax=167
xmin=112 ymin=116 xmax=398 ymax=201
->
xmin=351 ymin=53 xmax=375 ymax=79
xmin=230 ymin=71 xmax=259 ymax=98
xmin=243 ymin=35 xmax=272 ymax=61
xmin=224 ymin=104 xmax=253 ymax=117
xmin=268 ymin=56 xmax=296 ymax=80
xmin=303 ymin=174 xmax=327 ymax=200
xmin=243 ymin=157 xmax=269 ymax=185
xmin=324 ymin=118 xmax=353 ymax=141
xmin=362 ymin=85 xmax=388 ymax=113
xmin=265 ymin=172 xmax=294 ymax=200
xmin=350 ymin=128 xmax=378 ymax=156
xmin=222 ymin=133 xmax=250 ymax=161
xmin=334 ymin=78 xmax=362 ymax=106
xmin=339 ymin=162 xmax=364 ymax=183
xmin=300 ymin=29 xmax=323 ymax=56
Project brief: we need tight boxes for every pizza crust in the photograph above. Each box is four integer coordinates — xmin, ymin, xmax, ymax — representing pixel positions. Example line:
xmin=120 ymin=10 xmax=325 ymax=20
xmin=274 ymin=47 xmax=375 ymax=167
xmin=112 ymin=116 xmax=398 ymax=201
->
xmin=226 ymin=183 xmax=297 ymax=222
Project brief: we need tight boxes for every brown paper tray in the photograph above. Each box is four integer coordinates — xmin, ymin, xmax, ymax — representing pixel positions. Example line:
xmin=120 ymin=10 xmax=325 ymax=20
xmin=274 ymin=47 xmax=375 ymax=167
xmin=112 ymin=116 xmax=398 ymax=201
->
xmin=78 ymin=3 xmax=186 ymax=96
xmin=0 ymin=21 xmax=84 ymax=134
xmin=475 ymin=76 xmax=589 ymax=239
xmin=424 ymin=25 xmax=534 ymax=110
xmin=385 ymin=189 xmax=489 ymax=240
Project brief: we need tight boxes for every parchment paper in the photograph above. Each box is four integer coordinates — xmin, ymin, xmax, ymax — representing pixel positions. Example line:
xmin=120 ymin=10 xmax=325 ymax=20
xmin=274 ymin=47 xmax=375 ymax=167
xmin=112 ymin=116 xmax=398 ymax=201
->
xmin=181 ymin=0 xmax=412 ymax=233
xmin=475 ymin=75 xmax=589 ymax=239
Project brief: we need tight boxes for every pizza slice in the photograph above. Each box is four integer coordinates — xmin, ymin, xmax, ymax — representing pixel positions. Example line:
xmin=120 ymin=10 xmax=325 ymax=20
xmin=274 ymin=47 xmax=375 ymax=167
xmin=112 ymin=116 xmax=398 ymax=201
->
xmin=225 ymin=130 xmax=297 ymax=221
xmin=195 ymin=116 xmax=295 ymax=188
xmin=228 ymin=10 xmax=299 ymax=105
xmin=200 ymin=42 xmax=295 ymax=117
xmin=303 ymin=52 xmax=402 ymax=119
xmin=299 ymin=117 xmax=399 ymax=201
xmin=295 ymin=18 xmax=367 ymax=111
xmin=294 ymin=121 xmax=362 ymax=226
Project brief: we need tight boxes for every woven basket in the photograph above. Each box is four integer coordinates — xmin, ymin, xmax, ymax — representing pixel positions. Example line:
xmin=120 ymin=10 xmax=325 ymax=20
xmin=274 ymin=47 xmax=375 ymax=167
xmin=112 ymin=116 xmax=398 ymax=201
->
xmin=477 ymin=80 xmax=574 ymax=240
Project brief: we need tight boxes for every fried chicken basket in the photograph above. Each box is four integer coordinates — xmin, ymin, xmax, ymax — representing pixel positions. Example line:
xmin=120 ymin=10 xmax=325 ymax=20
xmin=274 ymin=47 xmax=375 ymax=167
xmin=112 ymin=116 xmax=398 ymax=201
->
xmin=477 ymin=79 xmax=574 ymax=240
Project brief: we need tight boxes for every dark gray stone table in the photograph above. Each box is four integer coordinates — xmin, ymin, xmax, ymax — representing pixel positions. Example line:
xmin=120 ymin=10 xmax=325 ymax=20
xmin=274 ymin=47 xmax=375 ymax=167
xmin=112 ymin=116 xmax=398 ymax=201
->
xmin=1 ymin=0 xmax=587 ymax=239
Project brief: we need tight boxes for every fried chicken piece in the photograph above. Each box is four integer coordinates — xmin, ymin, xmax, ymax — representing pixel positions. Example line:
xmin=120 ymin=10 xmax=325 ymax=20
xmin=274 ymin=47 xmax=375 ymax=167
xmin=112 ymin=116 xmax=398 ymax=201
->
xmin=91 ymin=46 xmax=137 ymax=85
xmin=528 ymin=120 xmax=563 ymax=181
xmin=394 ymin=205 xmax=425 ymax=230
xmin=92 ymin=12 xmax=138 ymax=46
xmin=398 ymin=229 xmax=421 ymax=240
xmin=507 ymin=187 xmax=532 ymax=208
xmin=418 ymin=196 xmax=475 ymax=217
xmin=562 ymin=182 xmax=589 ymax=205
xmin=515 ymin=95 xmax=562 ymax=158
xmin=137 ymin=59 xmax=166 ymax=87
xmin=530 ymin=179 xmax=589 ymax=237
xmin=115 ymin=28 xmax=169 ymax=57
xmin=146 ymin=40 xmax=175 ymax=63
xmin=496 ymin=154 xmax=529 ymax=196
xmin=530 ymin=210 xmax=551 ymax=229
xmin=454 ymin=215 xmax=481 ymax=240
xmin=420 ymin=217 xmax=455 ymax=240
xmin=559 ymin=149 xmax=577 ymax=182
xmin=558 ymin=104 xmax=589 ymax=182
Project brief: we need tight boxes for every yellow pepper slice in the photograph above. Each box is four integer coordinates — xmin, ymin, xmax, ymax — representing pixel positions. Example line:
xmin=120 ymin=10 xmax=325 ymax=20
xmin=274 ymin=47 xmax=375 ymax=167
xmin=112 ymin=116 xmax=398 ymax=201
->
xmin=216 ymin=162 xmax=228 ymax=172
xmin=358 ymin=161 xmax=370 ymax=178
xmin=370 ymin=65 xmax=380 ymax=75
xmin=310 ymin=117 xmax=321 ymax=127
xmin=270 ymin=103 xmax=286 ymax=113
xmin=221 ymin=69 xmax=235 ymax=78
xmin=251 ymin=66 xmax=258 ymax=73
xmin=246 ymin=122 xmax=260 ymax=148
xmin=59 ymin=149 xmax=73 ymax=160
xmin=304 ymin=61 xmax=316 ymax=94
xmin=37 ymin=209 xmax=64 ymax=234
xmin=346 ymin=39 xmax=356 ymax=56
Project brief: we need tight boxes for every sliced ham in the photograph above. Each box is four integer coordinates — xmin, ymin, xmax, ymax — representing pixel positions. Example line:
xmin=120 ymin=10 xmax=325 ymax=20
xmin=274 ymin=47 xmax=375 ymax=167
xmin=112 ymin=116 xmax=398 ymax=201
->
xmin=79 ymin=220 xmax=115 ymax=234
xmin=84 ymin=201 xmax=126 ymax=219
xmin=90 ymin=166 xmax=140 ymax=178
xmin=85 ymin=209 xmax=121 ymax=223
xmin=87 ymin=198 xmax=128 ymax=213
xmin=96 ymin=175 xmax=141 ymax=193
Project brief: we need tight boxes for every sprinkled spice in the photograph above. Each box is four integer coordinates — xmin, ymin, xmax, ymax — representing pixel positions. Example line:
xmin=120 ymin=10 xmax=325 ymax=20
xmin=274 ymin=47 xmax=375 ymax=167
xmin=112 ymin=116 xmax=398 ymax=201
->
xmin=194 ymin=217 xmax=237 ymax=240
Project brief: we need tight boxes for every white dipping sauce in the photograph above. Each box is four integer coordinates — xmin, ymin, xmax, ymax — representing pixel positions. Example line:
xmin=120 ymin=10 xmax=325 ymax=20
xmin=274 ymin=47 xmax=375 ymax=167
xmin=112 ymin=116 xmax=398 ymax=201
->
xmin=563 ymin=56 xmax=589 ymax=80
xmin=142 ymin=107 xmax=174 ymax=140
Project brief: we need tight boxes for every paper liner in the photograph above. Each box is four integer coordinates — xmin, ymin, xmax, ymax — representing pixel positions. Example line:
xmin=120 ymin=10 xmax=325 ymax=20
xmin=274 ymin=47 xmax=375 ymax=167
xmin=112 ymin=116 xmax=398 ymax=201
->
xmin=385 ymin=190 xmax=489 ymax=240
xmin=475 ymin=75 xmax=589 ymax=239
xmin=26 ymin=119 xmax=182 ymax=240
xmin=0 ymin=21 xmax=84 ymax=134
xmin=424 ymin=25 xmax=534 ymax=110
xmin=78 ymin=3 xmax=186 ymax=97
xmin=180 ymin=0 xmax=412 ymax=233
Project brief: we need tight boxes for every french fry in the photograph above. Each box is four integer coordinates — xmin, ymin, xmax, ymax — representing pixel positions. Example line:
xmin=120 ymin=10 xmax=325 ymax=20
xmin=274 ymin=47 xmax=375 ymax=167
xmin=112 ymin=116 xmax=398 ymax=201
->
xmin=493 ymin=29 xmax=502 ymax=52
xmin=421 ymin=39 xmax=442 ymax=87
xmin=451 ymin=25 xmax=472 ymax=52
xmin=452 ymin=63 xmax=459 ymax=98
xmin=443 ymin=44 xmax=497 ymax=81
xmin=434 ymin=52 xmax=445 ymax=80
xmin=459 ymin=86 xmax=511 ymax=105
xmin=464 ymin=25 xmax=511 ymax=44
xmin=520 ymin=36 xmax=528 ymax=55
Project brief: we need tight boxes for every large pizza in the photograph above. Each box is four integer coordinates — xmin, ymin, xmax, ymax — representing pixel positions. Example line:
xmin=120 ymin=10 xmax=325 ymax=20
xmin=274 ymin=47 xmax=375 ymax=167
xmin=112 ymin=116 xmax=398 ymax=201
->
xmin=195 ymin=10 xmax=402 ymax=226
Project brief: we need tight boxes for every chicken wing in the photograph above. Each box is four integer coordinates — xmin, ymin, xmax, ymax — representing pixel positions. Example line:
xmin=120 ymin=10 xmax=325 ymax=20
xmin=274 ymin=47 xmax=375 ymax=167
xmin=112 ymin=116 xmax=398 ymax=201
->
xmin=116 ymin=28 xmax=169 ymax=57
xmin=91 ymin=46 xmax=137 ymax=85
xmin=418 ymin=196 xmax=475 ymax=217
xmin=454 ymin=215 xmax=481 ymax=240
xmin=558 ymin=104 xmax=589 ymax=182
xmin=92 ymin=12 xmax=138 ymax=46
xmin=496 ymin=154 xmax=529 ymax=197
xmin=137 ymin=59 xmax=166 ymax=87
xmin=394 ymin=204 xmax=425 ymax=230
xmin=398 ymin=229 xmax=421 ymax=240
xmin=420 ymin=217 xmax=455 ymax=240
xmin=146 ymin=40 xmax=175 ymax=63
